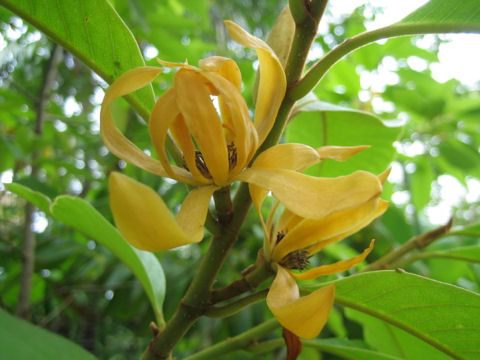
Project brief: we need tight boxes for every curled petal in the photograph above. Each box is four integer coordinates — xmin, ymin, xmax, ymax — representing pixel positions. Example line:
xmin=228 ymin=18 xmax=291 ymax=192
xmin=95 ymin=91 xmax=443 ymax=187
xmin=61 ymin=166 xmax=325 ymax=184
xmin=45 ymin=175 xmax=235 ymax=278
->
xmin=149 ymin=89 xmax=193 ymax=183
xmin=100 ymin=67 xmax=173 ymax=178
xmin=272 ymin=198 xmax=379 ymax=262
xmin=224 ymin=20 xmax=286 ymax=145
xmin=174 ymin=70 xmax=229 ymax=185
xmin=291 ymin=240 xmax=375 ymax=280
xmin=267 ymin=267 xmax=335 ymax=339
xmin=109 ymin=172 xmax=202 ymax=251
xmin=237 ymin=168 xmax=382 ymax=219
xmin=198 ymin=56 xmax=242 ymax=90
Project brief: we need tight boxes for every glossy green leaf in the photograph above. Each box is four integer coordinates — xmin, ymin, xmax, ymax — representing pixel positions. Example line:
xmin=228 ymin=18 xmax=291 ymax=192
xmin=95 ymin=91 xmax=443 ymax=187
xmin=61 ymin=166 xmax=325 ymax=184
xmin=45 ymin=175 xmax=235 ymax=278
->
xmin=304 ymin=338 xmax=402 ymax=360
xmin=346 ymin=309 xmax=451 ymax=360
xmin=288 ymin=99 xmax=401 ymax=177
xmin=6 ymin=183 xmax=166 ymax=327
xmin=331 ymin=271 xmax=480 ymax=360
xmin=0 ymin=0 xmax=154 ymax=115
xmin=0 ymin=307 xmax=98 ymax=360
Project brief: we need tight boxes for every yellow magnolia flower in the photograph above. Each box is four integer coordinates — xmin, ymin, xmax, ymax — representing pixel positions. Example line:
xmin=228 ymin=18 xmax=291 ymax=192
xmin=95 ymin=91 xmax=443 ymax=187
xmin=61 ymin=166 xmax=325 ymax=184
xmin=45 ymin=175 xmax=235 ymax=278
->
xmin=100 ymin=21 xmax=385 ymax=253
xmin=101 ymin=21 xmax=286 ymax=251
xmin=250 ymin=149 xmax=390 ymax=339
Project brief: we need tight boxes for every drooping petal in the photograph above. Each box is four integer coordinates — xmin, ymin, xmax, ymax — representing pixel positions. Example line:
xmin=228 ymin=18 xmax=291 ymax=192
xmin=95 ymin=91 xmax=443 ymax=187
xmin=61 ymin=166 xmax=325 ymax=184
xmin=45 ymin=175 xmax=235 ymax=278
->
xmin=306 ymin=199 xmax=389 ymax=255
xmin=291 ymin=240 xmax=375 ymax=280
xmin=109 ymin=172 xmax=194 ymax=251
xmin=237 ymin=168 xmax=382 ymax=220
xmin=272 ymin=198 xmax=379 ymax=262
xmin=174 ymin=69 xmax=229 ymax=185
xmin=100 ymin=67 xmax=174 ymax=178
xmin=176 ymin=185 xmax=218 ymax=243
xmin=224 ymin=20 xmax=286 ymax=145
xmin=267 ymin=267 xmax=335 ymax=339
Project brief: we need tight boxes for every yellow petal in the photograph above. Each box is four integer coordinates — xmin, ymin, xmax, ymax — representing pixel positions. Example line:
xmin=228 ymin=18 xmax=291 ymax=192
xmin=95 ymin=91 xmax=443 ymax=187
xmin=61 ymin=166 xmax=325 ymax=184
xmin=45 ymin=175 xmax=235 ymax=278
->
xmin=149 ymin=89 xmax=184 ymax=181
xmin=224 ymin=20 xmax=286 ymax=145
xmin=170 ymin=116 xmax=211 ymax=184
xmin=316 ymin=145 xmax=369 ymax=162
xmin=176 ymin=185 xmax=218 ymax=243
xmin=306 ymin=199 xmax=389 ymax=255
xmin=248 ymin=144 xmax=370 ymax=208
xmin=157 ymin=58 xmax=198 ymax=71
xmin=378 ymin=167 xmax=392 ymax=185
xmin=100 ymin=67 xmax=174 ymax=178
xmin=291 ymin=240 xmax=375 ymax=280
xmin=174 ymin=70 xmax=229 ymax=185
xmin=272 ymin=198 xmax=379 ymax=262
xmin=109 ymin=172 xmax=195 ymax=251
xmin=237 ymin=168 xmax=382 ymax=219
xmin=200 ymin=71 xmax=257 ymax=175
xmin=267 ymin=267 xmax=335 ymax=339
xmin=198 ymin=56 xmax=242 ymax=90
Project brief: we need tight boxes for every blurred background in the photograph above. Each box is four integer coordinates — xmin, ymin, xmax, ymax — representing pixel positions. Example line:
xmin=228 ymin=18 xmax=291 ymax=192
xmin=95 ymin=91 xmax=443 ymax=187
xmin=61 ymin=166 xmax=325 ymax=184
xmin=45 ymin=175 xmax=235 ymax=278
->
xmin=1 ymin=1 xmax=479 ymax=359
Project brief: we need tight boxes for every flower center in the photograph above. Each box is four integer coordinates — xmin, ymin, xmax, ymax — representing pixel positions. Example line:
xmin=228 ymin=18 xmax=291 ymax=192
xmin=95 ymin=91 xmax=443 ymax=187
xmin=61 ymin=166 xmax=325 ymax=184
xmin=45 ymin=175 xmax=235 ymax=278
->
xmin=279 ymin=250 xmax=310 ymax=270
xmin=183 ymin=142 xmax=237 ymax=179
xmin=275 ymin=231 xmax=311 ymax=270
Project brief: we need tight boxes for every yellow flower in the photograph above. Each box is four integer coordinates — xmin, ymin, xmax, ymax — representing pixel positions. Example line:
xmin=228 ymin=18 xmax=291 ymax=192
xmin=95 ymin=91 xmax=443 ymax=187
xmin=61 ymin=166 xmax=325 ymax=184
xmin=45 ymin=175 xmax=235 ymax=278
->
xmin=101 ymin=21 xmax=286 ymax=251
xmin=100 ymin=21 xmax=385 ymax=254
xmin=250 ymin=149 xmax=390 ymax=338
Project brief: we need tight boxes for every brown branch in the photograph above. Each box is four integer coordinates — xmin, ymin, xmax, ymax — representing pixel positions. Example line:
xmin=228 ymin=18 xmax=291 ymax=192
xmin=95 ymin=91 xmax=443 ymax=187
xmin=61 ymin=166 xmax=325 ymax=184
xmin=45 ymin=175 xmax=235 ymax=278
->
xmin=16 ymin=43 xmax=63 ymax=319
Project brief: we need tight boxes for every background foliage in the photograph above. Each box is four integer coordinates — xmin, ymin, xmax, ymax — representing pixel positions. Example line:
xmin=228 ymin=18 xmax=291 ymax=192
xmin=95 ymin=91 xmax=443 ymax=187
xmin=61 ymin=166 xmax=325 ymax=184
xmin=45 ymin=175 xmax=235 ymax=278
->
xmin=1 ymin=1 xmax=480 ymax=359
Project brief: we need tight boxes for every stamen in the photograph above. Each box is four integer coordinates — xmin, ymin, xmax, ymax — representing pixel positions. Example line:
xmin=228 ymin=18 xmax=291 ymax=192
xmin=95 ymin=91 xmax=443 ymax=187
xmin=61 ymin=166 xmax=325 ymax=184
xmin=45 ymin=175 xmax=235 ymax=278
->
xmin=276 ymin=231 xmax=287 ymax=244
xmin=194 ymin=151 xmax=212 ymax=179
xmin=182 ymin=142 xmax=237 ymax=179
xmin=279 ymin=250 xmax=310 ymax=270
xmin=228 ymin=142 xmax=237 ymax=171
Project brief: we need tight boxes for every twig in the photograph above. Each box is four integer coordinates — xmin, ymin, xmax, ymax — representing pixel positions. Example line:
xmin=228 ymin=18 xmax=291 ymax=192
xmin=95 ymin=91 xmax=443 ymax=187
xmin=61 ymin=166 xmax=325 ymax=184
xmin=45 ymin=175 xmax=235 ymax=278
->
xmin=183 ymin=319 xmax=280 ymax=360
xmin=361 ymin=217 xmax=454 ymax=272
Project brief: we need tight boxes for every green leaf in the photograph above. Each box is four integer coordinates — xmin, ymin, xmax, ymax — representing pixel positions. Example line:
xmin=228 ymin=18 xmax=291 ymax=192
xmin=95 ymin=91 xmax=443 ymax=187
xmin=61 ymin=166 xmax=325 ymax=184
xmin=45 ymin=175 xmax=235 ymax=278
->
xmin=50 ymin=196 xmax=166 ymax=327
xmin=304 ymin=338 xmax=403 ymax=360
xmin=0 ymin=307 xmax=98 ymax=360
xmin=288 ymin=99 xmax=401 ymax=177
xmin=5 ymin=183 xmax=166 ymax=327
xmin=4 ymin=183 xmax=51 ymax=214
xmin=401 ymin=0 xmax=480 ymax=25
xmin=292 ymin=0 xmax=480 ymax=100
xmin=419 ymin=246 xmax=480 ymax=264
xmin=346 ymin=309 xmax=451 ymax=360
xmin=331 ymin=271 xmax=480 ymax=360
xmin=0 ymin=0 xmax=154 ymax=116
xmin=451 ymin=223 xmax=480 ymax=237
